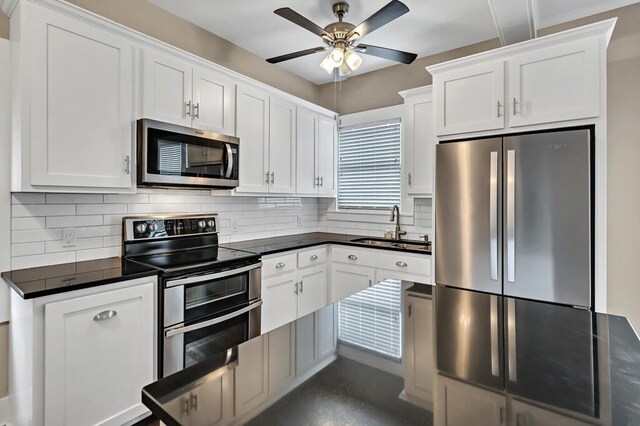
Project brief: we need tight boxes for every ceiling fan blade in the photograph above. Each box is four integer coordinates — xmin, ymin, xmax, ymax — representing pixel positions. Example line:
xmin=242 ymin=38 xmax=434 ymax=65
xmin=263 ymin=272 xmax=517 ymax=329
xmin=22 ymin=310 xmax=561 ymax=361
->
xmin=266 ymin=47 xmax=327 ymax=64
xmin=274 ymin=8 xmax=332 ymax=39
xmin=347 ymin=0 xmax=409 ymax=40
xmin=356 ymin=44 xmax=417 ymax=64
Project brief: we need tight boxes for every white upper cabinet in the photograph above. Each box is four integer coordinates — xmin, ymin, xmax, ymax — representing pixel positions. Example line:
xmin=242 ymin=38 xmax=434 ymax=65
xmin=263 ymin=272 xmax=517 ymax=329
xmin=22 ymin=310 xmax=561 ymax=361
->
xmin=236 ymin=84 xmax=270 ymax=193
xmin=269 ymin=97 xmax=297 ymax=194
xmin=296 ymin=108 xmax=337 ymax=196
xmin=143 ymin=50 xmax=236 ymax=135
xmin=401 ymin=87 xmax=436 ymax=196
xmin=508 ymin=38 xmax=600 ymax=128
xmin=317 ymin=115 xmax=337 ymax=196
xmin=428 ymin=19 xmax=615 ymax=138
xmin=434 ymin=61 xmax=505 ymax=136
xmin=13 ymin=1 xmax=135 ymax=191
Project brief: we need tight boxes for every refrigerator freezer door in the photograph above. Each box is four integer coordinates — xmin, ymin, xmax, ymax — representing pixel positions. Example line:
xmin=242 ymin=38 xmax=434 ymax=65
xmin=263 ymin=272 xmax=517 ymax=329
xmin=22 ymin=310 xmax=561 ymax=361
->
xmin=435 ymin=285 xmax=504 ymax=391
xmin=503 ymin=129 xmax=591 ymax=307
xmin=435 ymin=138 xmax=503 ymax=294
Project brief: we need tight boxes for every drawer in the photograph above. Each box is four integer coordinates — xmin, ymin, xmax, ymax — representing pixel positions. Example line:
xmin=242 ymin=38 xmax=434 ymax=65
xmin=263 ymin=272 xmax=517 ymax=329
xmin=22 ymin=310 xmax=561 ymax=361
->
xmin=297 ymin=247 xmax=327 ymax=269
xmin=375 ymin=268 xmax=432 ymax=285
xmin=378 ymin=254 xmax=431 ymax=276
xmin=330 ymin=246 xmax=377 ymax=268
xmin=262 ymin=253 xmax=297 ymax=278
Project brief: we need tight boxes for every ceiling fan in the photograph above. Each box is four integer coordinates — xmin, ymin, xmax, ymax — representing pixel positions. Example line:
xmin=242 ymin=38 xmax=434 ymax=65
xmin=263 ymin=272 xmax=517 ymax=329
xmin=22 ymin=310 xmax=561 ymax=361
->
xmin=266 ymin=0 xmax=418 ymax=81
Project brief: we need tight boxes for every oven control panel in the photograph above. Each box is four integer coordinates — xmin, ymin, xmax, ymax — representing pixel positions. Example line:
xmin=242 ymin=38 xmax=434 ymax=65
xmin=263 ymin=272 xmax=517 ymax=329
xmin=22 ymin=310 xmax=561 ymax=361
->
xmin=124 ymin=215 xmax=217 ymax=240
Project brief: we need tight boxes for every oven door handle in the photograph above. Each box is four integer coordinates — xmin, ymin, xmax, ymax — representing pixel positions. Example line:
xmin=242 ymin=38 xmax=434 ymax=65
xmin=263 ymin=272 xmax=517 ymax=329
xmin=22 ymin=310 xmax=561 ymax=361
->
xmin=165 ymin=299 xmax=263 ymax=338
xmin=165 ymin=262 xmax=262 ymax=288
xmin=224 ymin=143 xmax=234 ymax=179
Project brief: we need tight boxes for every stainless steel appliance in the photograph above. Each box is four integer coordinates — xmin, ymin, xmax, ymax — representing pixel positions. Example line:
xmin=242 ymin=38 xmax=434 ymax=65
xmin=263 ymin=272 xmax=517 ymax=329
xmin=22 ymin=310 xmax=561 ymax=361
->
xmin=123 ymin=214 xmax=261 ymax=377
xmin=137 ymin=119 xmax=239 ymax=189
xmin=435 ymin=128 xmax=592 ymax=308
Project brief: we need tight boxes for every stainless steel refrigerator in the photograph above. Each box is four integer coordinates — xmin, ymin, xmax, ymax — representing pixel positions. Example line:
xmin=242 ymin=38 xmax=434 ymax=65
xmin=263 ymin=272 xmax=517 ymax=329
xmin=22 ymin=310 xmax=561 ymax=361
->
xmin=435 ymin=128 xmax=592 ymax=309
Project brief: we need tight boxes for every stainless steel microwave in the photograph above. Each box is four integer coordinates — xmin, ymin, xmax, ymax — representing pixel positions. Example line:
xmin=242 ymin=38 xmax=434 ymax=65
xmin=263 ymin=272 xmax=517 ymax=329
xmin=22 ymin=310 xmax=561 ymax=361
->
xmin=137 ymin=119 xmax=239 ymax=189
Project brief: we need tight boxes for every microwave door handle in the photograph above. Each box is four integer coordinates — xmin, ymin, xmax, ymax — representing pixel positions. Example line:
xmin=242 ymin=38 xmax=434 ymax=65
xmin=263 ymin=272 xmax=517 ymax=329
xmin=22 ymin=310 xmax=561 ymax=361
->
xmin=165 ymin=300 xmax=263 ymax=338
xmin=166 ymin=262 xmax=262 ymax=287
xmin=225 ymin=143 xmax=234 ymax=179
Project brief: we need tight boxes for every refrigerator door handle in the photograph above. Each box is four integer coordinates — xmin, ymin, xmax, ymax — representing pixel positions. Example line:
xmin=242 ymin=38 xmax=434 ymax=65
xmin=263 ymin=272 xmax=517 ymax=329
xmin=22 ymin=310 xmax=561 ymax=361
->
xmin=507 ymin=149 xmax=516 ymax=283
xmin=490 ymin=295 xmax=499 ymax=376
xmin=507 ymin=298 xmax=517 ymax=382
xmin=490 ymin=151 xmax=499 ymax=281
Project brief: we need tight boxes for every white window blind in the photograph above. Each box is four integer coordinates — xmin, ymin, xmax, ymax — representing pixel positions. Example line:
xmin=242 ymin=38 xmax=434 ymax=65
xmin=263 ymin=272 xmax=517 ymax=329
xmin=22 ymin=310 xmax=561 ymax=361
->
xmin=338 ymin=279 xmax=402 ymax=361
xmin=338 ymin=120 xmax=402 ymax=210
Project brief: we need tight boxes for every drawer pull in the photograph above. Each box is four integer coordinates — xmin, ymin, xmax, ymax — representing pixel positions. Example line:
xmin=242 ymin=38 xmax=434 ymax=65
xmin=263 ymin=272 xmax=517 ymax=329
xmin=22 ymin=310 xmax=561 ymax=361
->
xmin=348 ymin=255 xmax=358 ymax=260
xmin=310 ymin=255 xmax=318 ymax=261
xmin=93 ymin=310 xmax=117 ymax=321
xmin=396 ymin=261 xmax=408 ymax=267
xmin=275 ymin=262 xmax=286 ymax=269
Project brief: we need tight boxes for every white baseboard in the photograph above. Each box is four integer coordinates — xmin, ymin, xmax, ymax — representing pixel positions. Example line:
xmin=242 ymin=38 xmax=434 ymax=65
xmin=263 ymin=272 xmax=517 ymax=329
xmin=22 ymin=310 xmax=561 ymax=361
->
xmin=399 ymin=389 xmax=433 ymax=411
xmin=0 ymin=396 xmax=10 ymax=426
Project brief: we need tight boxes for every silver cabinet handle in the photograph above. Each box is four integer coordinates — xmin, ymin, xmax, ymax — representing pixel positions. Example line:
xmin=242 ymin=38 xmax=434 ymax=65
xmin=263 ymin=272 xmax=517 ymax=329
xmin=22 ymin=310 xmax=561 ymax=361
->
xmin=396 ymin=261 xmax=408 ymax=267
xmin=408 ymin=303 xmax=412 ymax=318
xmin=294 ymin=282 xmax=299 ymax=295
xmin=368 ymin=279 xmax=372 ymax=286
xmin=408 ymin=173 xmax=412 ymax=187
xmin=299 ymin=280 xmax=304 ymax=293
xmin=186 ymin=100 xmax=192 ymax=117
xmin=93 ymin=310 xmax=117 ymax=321
xmin=124 ymin=156 xmax=130 ymax=174
xmin=512 ymin=97 xmax=518 ymax=115
xmin=166 ymin=300 xmax=263 ymax=337
xmin=310 ymin=255 xmax=318 ymax=261
xmin=275 ymin=262 xmax=286 ymax=269
xmin=490 ymin=151 xmax=499 ymax=281
xmin=320 ymin=176 xmax=324 ymax=187
xmin=166 ymin=262 xmax=261 ymax=287
xmin=507 ymin=150 xmax=516 ymax=283
xmin=490 ymin=296 xmax=499 ymax=377
xmin=271 ymin=172 xmax=275 ymax=184
xmin=266 ymin=172 xmax=270 ymax=184
xmin=348 ymin=254 xmax=358 ymax=260
xmin=194 ymin=102 xmax=200 ymax=119
xmin=497 ymin=100 xmax=502 ymax=118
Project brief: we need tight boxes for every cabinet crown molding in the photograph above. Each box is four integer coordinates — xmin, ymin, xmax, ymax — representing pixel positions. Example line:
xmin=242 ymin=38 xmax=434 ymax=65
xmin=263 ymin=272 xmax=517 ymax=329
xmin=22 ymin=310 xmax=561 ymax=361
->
xmin=426 ymin=17 xmax=616 ymax=76
xmin=0 ymin=0 xmax=18 ymax=15
xmin=399 ymin=85 xmax=433 ymax=99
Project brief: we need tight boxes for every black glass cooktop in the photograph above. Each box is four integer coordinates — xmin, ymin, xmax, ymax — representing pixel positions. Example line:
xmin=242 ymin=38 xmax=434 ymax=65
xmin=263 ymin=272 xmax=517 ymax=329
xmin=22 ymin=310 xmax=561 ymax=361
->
xmin=128 ymin=246 xmax=260 ymax=274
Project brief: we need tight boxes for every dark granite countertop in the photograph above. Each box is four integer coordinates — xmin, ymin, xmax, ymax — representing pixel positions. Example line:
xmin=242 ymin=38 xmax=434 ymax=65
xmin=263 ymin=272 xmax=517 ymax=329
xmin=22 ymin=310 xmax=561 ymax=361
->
xmin=143 ymin=286 xmax=640 ymax=425
xmin=1 ymin=257 xmax=159 ymax=299
xmin=222 ymin=232 xmax=432 ymax=256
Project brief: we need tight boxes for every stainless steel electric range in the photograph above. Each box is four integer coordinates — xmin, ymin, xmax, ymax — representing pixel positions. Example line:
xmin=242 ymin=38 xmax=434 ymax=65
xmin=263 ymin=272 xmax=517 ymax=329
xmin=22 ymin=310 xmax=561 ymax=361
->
xmin=122 ymin=214 xmax=262 ymax=377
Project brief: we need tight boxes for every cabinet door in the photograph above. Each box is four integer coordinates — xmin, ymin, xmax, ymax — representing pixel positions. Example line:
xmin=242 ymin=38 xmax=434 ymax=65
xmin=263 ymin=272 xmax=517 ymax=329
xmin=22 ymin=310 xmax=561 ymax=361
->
xmin=330 ymin=263 xmax=374 ymax=303
xmin=434 ymin=61 xmax=505 ymax=136
xmin=192 ymin=66 xmax=235 ymax=135
xmin=44 ymin=282 xmax=155 ymax=426
xmin=295 ymin=313 xmax=317 ymax=376
xmin=261 ymin=271 xmax=298 ymax=334
xmin=142 ymin=49 xmax=193 ymax=127
xmin=268 ymin=323 xmax=296 ymax=395
xmin=316 ymin=304 xmax=336 ymax=360
xmin=317 ymin=115 xmax=337 ymax=196
xmin=435 ymin=375 xmax=505 ymax=426
xmin=508 ymin=38 xmax=600 ymax=127
xmin=404 ymin=294 xmax=434 ymax=405
xmin=187 ymin=371 xmax=234 ymax=426
xmin=510 ymin=399 xmax=593 ymax=426
xmin=236 ymin=84 xmax=270 ymax=193
xmin=29 ymin=7 xmax=134 ymax=189
xmin=235 ymin=335 xmax=268 ymax=417
xmin=404 ymin=93 xmax=435 ymax=195
xmin=296 ymin=107 xmax=319 ymax=195
xmin=297 ymin=264 xmax=328 ymax=318
xmin=269 ymin=97 xmax=296 ymax=194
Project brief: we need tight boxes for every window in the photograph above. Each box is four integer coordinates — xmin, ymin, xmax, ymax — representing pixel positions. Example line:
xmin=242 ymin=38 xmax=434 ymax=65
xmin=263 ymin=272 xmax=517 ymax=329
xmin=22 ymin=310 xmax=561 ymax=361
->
xmin=337 ymin=120 xmax=402 ymax=210
xmin=337 ymin=279 xmax=402 ymax=361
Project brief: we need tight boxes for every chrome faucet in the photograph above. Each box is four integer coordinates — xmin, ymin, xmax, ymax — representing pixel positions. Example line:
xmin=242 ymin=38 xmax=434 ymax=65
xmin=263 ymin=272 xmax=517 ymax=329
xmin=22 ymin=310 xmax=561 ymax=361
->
xmin=390 ymin=205 xmax=406 ymax=241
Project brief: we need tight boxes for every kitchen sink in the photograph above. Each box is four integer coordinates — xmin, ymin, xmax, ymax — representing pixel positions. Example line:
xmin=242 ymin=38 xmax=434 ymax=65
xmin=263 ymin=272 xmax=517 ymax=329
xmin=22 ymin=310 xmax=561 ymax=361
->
xmin=353 ymin=238 xmax=431 ymax=251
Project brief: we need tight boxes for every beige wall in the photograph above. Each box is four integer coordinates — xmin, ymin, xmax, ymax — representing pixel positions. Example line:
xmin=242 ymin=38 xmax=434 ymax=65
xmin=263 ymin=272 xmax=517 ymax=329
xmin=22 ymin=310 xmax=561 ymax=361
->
xmin=0 ymin=1 xmax=321 ymax=105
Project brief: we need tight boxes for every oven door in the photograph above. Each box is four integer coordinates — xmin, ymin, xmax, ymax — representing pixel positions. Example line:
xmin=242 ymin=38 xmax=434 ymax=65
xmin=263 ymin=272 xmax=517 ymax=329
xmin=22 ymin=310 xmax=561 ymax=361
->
xmin=138 ymin=119 xmax=239 ymax=188
xmin=164 ymin=262 xmax=261 ymax=328
xmin=163 ymin=299 xmax=262 ymax=377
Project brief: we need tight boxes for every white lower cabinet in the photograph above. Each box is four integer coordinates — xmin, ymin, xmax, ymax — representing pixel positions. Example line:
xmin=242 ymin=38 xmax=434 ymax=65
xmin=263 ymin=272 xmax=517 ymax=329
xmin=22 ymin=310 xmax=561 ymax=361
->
xmin=330 ymin=263 xmax=374 ymax=303
xmin=261 ymin=271 xmax=298 ymax=333
xmin=435 ymin=374 xmax=506 ymax=426
xmin=510 ymin=399 xmax=593 ymax=426
xmin=296 ymin=304 xmax=336 ymax=376
xmin=403 ymin=291 xmax=434 ymax=408
xmin=297 ymin=264 xmax=328 ymax=318
xmin=267 ymin=323 xmax=296 ymax=395
xmin=235 ymin=334 xmax=269 ymax=417
xmin=40 ymin=279 xmax=156 ymax=426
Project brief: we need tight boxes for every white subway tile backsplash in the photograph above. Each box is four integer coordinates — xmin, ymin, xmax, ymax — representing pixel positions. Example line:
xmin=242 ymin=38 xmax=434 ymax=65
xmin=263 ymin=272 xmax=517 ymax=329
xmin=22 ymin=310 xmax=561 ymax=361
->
xmin=76 ymin=246 xmax=121 ymax=263
xmin=148 ymin=194 xmax=186 ymax=204
xmin=11 ymin=252 xmax=76 ymax=270
xmin=77 ymin=204 xmax=127 ymax=215
xmin=45 ymin=215 xmax=103 ymax=229
xmin=12 ymin=242 xmax=45 ymax=257
xmin=11 ymin=217 xmax=46 ymax=231
xmin=45 ymin=194 xmax=103 ymax=204
xmin=104 ymin=194 xmax=150 ymax=204
xmin=45 ymin=237 xmax=103 ymax=253
xmin=12 ymin=229 xmax=63 ymax=244
xmin=12 ymin=204 xmax=76 ymax=217
xmin=12 ymin=193 xmax=46 ymax=205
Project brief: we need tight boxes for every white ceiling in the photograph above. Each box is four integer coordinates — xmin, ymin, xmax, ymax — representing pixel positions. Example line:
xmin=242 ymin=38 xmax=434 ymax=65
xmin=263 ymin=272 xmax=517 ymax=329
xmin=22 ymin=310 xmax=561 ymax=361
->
xmin=150 ymin=0 xmax=639 ymax=84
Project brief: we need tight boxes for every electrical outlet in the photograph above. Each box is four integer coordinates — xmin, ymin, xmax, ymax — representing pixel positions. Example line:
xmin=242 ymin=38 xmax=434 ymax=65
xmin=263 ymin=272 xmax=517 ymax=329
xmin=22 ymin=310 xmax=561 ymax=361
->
xmin=297 ymin=215 xmax=303 ymax=226
xmin=62 ymin=228 xmax=76 ymax=247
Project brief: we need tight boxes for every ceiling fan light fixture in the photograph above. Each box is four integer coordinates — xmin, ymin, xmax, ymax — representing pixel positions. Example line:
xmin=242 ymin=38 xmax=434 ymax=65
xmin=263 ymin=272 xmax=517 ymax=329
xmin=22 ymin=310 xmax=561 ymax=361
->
xmin=320 ymin=53 xmax=336 ymax=74
xmin=338 ymin=61 xmax=352 ymax=77
xmin=344 ymin=49 xmax=362 ymax=71
xmin=328 ymin=47 xmax=345 ymax=66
